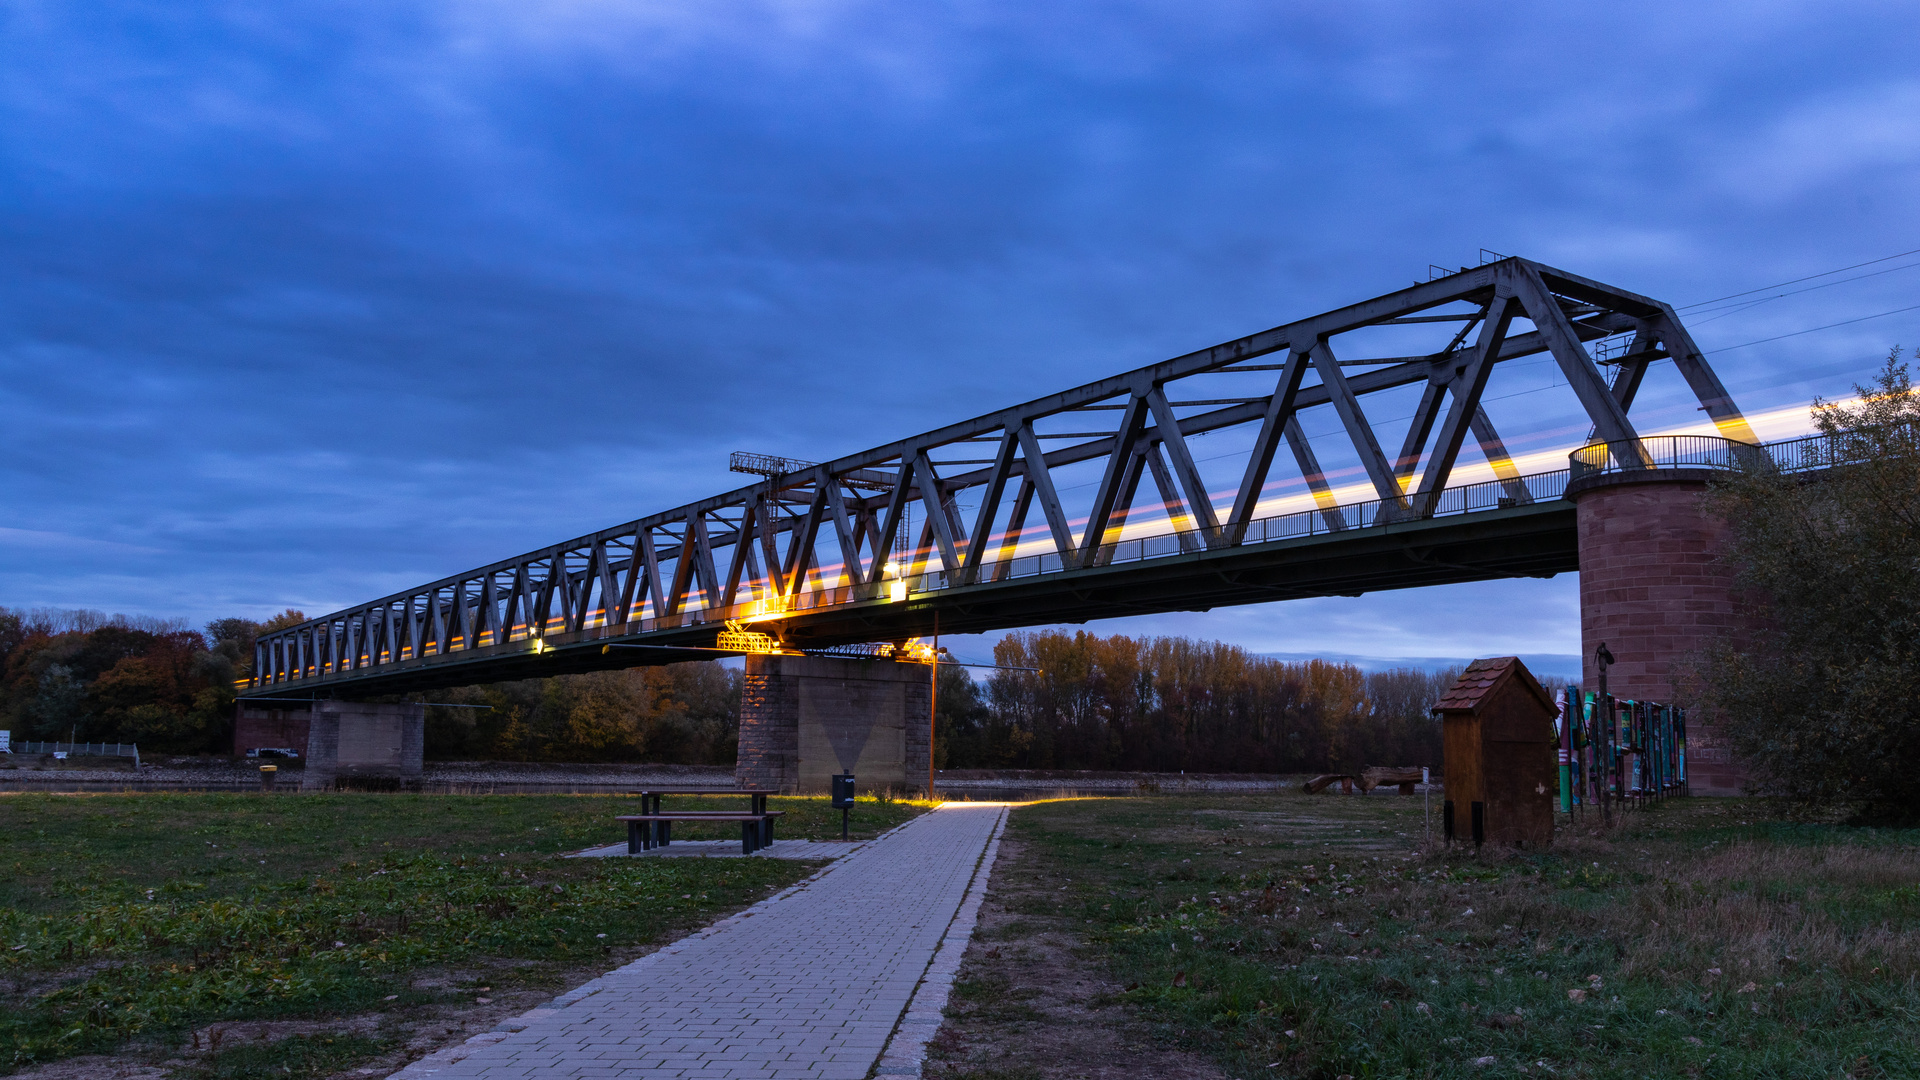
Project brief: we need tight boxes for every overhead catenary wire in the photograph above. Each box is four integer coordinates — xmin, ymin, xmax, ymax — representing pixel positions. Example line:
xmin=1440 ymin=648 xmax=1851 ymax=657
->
xmin=1676 ymin=246 xmax=1920 ymax=311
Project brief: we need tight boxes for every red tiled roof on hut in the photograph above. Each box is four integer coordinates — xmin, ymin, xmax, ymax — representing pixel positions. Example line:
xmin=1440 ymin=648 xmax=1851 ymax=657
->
xmin=1432 ymin=656 xmax=1553 ymax=714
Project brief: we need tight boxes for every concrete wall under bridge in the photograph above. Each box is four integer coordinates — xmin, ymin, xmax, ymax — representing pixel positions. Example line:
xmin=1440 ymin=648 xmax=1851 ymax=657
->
xmin=736 ymin=654 xmax=931 ymax=795
xmin=303 ymin=701 xmax=425 ymax=791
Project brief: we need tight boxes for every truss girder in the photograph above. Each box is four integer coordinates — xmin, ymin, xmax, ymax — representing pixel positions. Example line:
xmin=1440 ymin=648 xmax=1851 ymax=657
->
xmin=248 ymin=257 xmax=1755 ymax=694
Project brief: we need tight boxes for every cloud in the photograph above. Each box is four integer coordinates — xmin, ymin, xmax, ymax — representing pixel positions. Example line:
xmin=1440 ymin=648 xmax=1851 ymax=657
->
xmin=1715 ymin=81 xmax=1920 ymax=203
xmin=3 ymin=0 xmax=1920 ymax=651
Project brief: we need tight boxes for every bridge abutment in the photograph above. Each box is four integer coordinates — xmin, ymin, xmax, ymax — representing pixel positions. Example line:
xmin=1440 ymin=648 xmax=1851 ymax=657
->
xmin=736 ymin=654 xmax=930 ymax=795
xmin=1570 ymin=468 xmax=1747 ymax=795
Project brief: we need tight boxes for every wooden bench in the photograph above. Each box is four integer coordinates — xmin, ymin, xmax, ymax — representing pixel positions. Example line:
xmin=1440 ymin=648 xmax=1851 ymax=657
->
xmin=616 ymin=811 xmax=786 ymax=855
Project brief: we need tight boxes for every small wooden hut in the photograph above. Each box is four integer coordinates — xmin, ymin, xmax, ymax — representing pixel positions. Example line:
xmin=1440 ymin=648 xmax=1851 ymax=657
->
xmin=1433 ymin=657 xmax=1556 ymax=846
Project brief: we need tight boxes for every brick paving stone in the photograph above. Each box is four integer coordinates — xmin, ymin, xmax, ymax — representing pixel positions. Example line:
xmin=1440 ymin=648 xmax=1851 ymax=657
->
xmin=390 ymin=803 xmax=1008 ymax=1080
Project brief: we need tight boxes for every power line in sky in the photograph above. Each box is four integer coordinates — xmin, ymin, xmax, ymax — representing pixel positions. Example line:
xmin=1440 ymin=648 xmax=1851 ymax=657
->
xmin=1701 ymin=302 xmax=1920 ymax=355
xmin=1678 ymin=246 xmax=1920 ymax=311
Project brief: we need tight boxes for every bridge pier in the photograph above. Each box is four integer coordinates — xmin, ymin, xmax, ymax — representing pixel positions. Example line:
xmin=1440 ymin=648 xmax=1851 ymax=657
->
xmin=736 ymin=654 xmax=930 ymax=795
xmin=301 ymin=701 xmax=425 ymax=791
xmin=1570 ymin=468 xmax=1747 ymax=795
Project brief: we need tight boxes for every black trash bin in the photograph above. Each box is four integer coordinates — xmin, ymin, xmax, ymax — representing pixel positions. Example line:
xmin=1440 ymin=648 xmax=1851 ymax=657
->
xmin=831 ymin=772 xmax=854 ymax=839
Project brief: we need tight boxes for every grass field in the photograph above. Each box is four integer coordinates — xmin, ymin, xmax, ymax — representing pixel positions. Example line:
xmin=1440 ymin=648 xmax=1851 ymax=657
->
xmin=0 ymin=791 xmax=927 ymax=1077
xmin=933 ymin=792 xmax=1920 ymax=1080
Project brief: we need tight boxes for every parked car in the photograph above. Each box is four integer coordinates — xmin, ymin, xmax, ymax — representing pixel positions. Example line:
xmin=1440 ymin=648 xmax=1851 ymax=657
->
xmin=246 ymin=747 xmax=301 ymax=759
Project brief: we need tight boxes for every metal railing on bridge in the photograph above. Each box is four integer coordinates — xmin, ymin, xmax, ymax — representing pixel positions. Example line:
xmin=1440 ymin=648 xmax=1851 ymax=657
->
xmin=1568 ymin=428 xmax=1896 ymax=487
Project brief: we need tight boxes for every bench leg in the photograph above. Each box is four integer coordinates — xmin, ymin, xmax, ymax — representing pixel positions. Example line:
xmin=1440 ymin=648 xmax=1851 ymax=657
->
xmin=628 ymin=820 xmax=641 ymax=855
xmin=741 ymin=820 xmax=755 ymax=855
xmin=760 ymin=816 xmax=774 ymax=849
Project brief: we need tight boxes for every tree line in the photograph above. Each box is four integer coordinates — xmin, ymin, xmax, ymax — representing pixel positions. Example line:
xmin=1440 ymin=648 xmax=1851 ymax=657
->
xmin=0 ymin=607 xmax=305 ymax=753
xmin=0 ymin=605 xmax=742 ymax=763
xmin=2 ymin=604 xmax=1462 ymax=773
xmin=936 ymin=630 xmax=1459 ymax=773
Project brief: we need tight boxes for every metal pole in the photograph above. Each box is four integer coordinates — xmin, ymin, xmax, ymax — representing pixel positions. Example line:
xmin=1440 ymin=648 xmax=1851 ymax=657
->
xmin=1596 ymin=643 xmax=1614 ymax=826
xmin=929 ymin=612 xmax=938 ymax=802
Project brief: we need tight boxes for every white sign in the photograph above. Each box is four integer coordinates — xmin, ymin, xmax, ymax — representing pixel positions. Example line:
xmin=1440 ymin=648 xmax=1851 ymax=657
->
xmin=0 ymin=730 xmax=9 ymax=753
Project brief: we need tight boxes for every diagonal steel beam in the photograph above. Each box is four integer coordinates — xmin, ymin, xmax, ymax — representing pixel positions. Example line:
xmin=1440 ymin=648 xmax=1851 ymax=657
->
xmin=1511 ymin=265 xmax=1645 ymax=459
xmin=1306 ymin=337 xmax=1409 ymax=511
xmin=1076 ymin=392 xmax=1151 ymax=567
xmin=827 ymin=488 xmax=863 ymax=588
xmin=1392 ymin=379 xmax=1449 ymax=489
xmin=959 ymin=430 xmax=1018 ymax=585
xmin=1647 ymin=306 xmax=1759 ymax=445
xmin=1015 ymin=423 xmax=1079 ymax=559
xmin=1469 ymin=407 xmax=1532 ymax=505
xmin=1143 ymin=441 xmax=1202 ymax=553
xmin=1411 ymin=292 xmax=1518 ymax=516
xmin=1284 ymin=416 xmax=1349 ymax=532
xmin=915 ymin=450 xmax=964 ymax=575
xmin=1092 ymin=447 xmax=1150 ymax=566
xmin=782 ymin=489 xmax=829 ymax=598
xmin=1144 ymin=386 xmax=1222 ymax=544
xmin=869 ymin=457 xmax=916 ymax=585
xmin=990 ymin=476 xmax=1036 ymax=582
xmin=1225 ymin=345 xmax=1312 ymax=546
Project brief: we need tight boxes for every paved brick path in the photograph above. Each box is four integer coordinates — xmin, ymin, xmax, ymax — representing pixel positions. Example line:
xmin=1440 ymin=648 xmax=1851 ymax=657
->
xmin=392 ymin=802 xmax=1009 ymax=1080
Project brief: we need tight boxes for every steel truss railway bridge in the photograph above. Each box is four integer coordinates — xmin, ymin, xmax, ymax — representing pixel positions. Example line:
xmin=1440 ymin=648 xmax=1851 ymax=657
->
xmin=242 ymin=257 xmax=1783 ymax=701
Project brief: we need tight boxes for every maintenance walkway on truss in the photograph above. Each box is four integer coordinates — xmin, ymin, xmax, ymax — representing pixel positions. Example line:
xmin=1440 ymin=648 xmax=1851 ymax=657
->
xmin=390 ymin=802 xmax=1008 ymax=1080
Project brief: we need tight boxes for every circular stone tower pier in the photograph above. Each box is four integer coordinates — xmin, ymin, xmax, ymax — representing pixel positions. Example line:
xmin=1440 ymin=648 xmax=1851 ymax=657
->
xmin=1566 ymin=438 xmax=1753 ymax=795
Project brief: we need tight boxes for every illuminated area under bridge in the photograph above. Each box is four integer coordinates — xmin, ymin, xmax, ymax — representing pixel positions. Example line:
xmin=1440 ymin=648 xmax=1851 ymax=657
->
xmin=244 ymin=257 xmax=1776 ymax=699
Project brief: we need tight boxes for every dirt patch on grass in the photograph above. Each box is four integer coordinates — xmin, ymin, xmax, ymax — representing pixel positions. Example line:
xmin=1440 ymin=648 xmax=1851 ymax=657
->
xmin=928 ymin=836 xmax=1227 ymax=1080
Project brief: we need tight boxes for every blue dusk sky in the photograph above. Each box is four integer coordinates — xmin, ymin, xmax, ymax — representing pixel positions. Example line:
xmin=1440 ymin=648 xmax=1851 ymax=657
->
xmin=4 ymin=2 xmax=1919 ymax=677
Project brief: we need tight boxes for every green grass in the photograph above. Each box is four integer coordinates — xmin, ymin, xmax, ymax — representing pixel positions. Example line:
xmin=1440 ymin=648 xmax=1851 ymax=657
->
xmin=988 ymin=794 xmax=1920 ymax=1079
xmin=0 ymin=791 xmax=926 ymax=1073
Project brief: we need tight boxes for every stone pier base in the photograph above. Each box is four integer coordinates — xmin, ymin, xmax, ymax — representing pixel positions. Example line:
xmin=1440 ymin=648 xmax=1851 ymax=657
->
xmin=737 ymin=654 xmax=931 ymax=795
xmin=303 ymin=702 xmax=425 ymax=791
xmin=1571 ymin=468 xmax=1747 ymax=795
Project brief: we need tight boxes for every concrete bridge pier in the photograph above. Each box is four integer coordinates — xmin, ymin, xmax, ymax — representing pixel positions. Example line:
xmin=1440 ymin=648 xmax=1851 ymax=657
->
xmin=736 ymin=654 xmax=931 ymax=795
xmin=301 ymin=701 xmax=425 ymax=791
xmin=1569 ymin=467 xmax=1746 ymax=795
